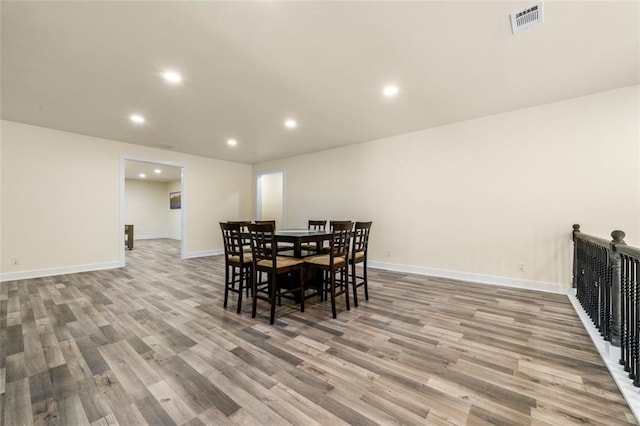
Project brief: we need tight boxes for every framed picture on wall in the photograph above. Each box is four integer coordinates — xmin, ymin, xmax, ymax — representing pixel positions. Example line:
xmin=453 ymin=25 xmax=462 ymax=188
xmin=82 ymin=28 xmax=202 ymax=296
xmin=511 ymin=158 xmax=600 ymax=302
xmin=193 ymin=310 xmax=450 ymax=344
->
xmin=170 ymin=191 xmax=181 ymax=209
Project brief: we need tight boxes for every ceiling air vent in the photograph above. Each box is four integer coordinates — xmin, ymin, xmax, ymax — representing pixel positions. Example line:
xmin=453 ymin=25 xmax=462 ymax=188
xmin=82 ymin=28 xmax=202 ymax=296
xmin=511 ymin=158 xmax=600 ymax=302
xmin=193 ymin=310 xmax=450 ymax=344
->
xmin=510 ymin=2 xmax=543 ymax=34
xmin=155 ymin=143 xmax=176 ymax=149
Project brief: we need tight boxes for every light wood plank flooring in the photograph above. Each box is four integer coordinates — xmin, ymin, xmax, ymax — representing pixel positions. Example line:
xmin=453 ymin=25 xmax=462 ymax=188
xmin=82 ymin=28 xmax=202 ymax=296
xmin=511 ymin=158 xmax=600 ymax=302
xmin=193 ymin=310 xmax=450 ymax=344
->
xmin=1 ymin=238 xmax=636 ymax=425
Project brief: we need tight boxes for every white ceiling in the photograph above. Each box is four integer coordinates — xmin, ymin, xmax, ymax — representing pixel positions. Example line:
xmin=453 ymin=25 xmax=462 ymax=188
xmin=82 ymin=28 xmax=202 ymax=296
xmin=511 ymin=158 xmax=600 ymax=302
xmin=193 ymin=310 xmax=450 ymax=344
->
xmin=125 ymin=160 xmax=182 ymax=183
xmin=2 ymin=1 xmax=638 ymax=164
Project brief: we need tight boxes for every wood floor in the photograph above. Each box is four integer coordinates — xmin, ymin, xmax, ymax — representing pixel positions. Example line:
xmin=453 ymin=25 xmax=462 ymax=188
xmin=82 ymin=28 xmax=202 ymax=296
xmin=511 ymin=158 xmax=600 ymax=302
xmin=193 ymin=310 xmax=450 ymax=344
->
xmin=1 ymin=239 xmax=636 ymax=425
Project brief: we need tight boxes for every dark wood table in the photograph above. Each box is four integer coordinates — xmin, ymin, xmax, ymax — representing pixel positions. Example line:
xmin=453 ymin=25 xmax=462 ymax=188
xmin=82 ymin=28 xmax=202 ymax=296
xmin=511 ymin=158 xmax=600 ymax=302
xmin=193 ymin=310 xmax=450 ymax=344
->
xmin=272 ymin=229 xmax=332 ymax=301
xmin=274 ymin=229 xmax=331 ymax=258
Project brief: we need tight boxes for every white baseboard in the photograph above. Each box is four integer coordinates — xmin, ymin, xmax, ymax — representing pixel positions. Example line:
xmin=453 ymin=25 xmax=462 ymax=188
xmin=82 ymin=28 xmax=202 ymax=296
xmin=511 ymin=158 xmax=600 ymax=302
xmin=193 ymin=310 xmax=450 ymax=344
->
xmin=168 ymin=235 xmax=182 ymax=241
xmin=1 ymin=248 xmax=222 ymax=281
xmin=0 ymin=261 xmax=123 ymax=283
xmin=368 ymin=261 xmax=571 ymax=294
xmin=183 ymin=249 xmax=223 ymax=259
xmin=568 ymin=291 xmax=640 ymax=423
xmin=133 ymin=234 xmax=170 ymax=240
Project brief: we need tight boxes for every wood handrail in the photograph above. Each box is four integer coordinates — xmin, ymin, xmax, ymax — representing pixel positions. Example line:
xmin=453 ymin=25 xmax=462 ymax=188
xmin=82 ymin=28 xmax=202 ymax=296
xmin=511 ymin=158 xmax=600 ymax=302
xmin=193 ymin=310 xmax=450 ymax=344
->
xmin=572 ymin=224 xmax=612 ymax=247
xmin=614 ymin=243 xmax=640 ymax=259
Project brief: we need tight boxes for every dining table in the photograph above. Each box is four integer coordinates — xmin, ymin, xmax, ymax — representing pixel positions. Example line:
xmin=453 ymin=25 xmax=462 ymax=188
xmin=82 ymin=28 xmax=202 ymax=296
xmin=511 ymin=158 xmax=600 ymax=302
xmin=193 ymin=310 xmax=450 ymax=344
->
xmin=274 ymin=228 xmax=332 ymax=258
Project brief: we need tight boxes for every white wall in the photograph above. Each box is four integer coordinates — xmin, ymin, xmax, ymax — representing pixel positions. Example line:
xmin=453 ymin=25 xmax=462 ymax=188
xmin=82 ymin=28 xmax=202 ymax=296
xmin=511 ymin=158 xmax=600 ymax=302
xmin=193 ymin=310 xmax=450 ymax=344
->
xmin=253 ymin=86 xmax=640 ymax=291
xmin=125 ymin=178 xmax=172 ymax=239
xmin=2 ymin=87 xmax=637 ymax=287
xmin=258 ymin=172 xmax=284 ymax=227
xmin=0 ymin=121 xmax=252 ymax=280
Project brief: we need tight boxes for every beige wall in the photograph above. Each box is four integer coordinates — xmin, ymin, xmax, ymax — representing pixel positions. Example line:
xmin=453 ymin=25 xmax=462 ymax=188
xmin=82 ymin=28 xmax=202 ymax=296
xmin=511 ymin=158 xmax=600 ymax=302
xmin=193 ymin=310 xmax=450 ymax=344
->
xmin=125 ymin=178 xmax=172 ymax=239
xmin=254 ymin=86 xmax=640 ymax=290
xmin=2 ymin=87 xmax=637 ymax=287
xmin=0 ymin=120 xmax=252 ymax=279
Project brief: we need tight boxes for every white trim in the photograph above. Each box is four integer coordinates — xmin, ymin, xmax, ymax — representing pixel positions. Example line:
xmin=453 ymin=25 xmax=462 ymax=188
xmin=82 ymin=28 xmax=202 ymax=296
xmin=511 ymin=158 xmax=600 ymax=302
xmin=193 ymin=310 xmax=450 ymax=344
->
xmin=568 ymin=291 xmax=640 ymax=423
xmin=368 ymin=260 xmax=571 ymax=294
xmin=0 ymin=261 xmax=122 ymax=283
xmin=134 ymin=234 xmax=172 ymax=240
xmin=184 ymin=249 xmax=223 ymax=259
xmin=180 ymin=166 xmax=187 ymax=259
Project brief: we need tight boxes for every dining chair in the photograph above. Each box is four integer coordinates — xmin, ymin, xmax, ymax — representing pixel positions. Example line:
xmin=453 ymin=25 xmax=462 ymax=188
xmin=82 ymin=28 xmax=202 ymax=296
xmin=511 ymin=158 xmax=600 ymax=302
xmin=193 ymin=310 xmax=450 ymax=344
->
xmin=248 ymin=223 xmax=305 ymax=325
xmin=304 ymin=221 xmax=352 ymax=319
xmin=350 ymin=221 xmax=372 ymax=307
xmin=300 ymin=220 xmax=327 ymax=255
xmin=219 ymin=222 xmax=252 ymax=314
xmin=255 ymin=219 xmax=293 ymax=254
xmin=321 ymin=220 xmax=353 ymax=253
xmin=227 ymin=220 xmax=253 ymax=297
xmin=228 ymin=220 xmax=251 ymax=249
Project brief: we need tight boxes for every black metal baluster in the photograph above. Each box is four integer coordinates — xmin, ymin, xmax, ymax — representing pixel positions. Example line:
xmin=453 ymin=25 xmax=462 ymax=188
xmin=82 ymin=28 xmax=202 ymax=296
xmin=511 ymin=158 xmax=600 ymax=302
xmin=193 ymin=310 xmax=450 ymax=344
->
xmin=598 ymin=245 xmax=606 ymax=337
xmin=576 ymin=241 xmax=584 ymax=305
xmin=629 ymin=255 xmax=637 ymax=380
xmin=588 ymin=244 xmax=600 ymax=329
xmin=621 ymin=254 xmax=629 ymax=369
xmin=632 ymin=257 xmax=640 ymax=385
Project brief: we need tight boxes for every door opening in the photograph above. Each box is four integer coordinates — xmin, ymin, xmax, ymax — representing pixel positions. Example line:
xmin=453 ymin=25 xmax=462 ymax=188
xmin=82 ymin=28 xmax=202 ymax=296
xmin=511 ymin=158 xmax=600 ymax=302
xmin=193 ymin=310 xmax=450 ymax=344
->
xmin=122 ymin=158 xmax=185 ymax=264
xmin=256 ymin=170 xmax=284 ymax=227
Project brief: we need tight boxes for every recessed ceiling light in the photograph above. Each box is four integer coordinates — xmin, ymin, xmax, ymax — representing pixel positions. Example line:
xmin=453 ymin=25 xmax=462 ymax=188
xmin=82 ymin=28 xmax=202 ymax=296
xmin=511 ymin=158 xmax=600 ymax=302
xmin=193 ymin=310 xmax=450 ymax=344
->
xmin=130 ymin=114 xmax=145 ymax=124
xmin=154 ymin=169 xmax=161 ymax=174
xmin=382 ymin=85 xmax=399 ymax=98
xmin=162 ymin=71 xmax=182 ymax=84
xmin=139 ymin=173 xmax=146 ymax=178
xmin=284 ymin=119 xmax=297 ymax=129
xmin=227 ymin=138 xmax=238 ymax=147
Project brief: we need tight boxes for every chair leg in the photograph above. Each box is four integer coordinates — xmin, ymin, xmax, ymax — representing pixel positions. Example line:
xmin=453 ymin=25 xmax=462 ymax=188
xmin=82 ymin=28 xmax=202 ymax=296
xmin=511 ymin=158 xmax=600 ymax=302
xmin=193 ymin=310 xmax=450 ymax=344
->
xmin=330 ymin=273 xmax=337 ymax=319
xmin=352 ymin=262 xmax=359 ymax=307
xmin=246 ymin=267 xmax=251 ymax=297
xmin=343 ymin=267 xmax=350 ymax=311
xmin=236 ymin=266 xmax=243 ymax=314
xmin=270 ymin=274 xmax=277 ymax=325
xmin=251 ymin=268 xmax=258 ymax=319
xmin=363 ymin=260 xmax=369 ymax=301
xmin=223 ymin=264 xmax=230 ymax=308
xmin=299 ymin=269 xmax=305 ymax=313
xmin=318 ymin=270 xmax=324 ymax=302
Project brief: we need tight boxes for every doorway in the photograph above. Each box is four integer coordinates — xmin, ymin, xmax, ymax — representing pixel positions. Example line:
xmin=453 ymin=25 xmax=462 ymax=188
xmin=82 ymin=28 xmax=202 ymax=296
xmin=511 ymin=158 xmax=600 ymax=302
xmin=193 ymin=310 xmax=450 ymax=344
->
xmin=121 ymin=157 xmax=185 ymax=265
xmin=256 ymin=170 xmax=284 ymax=227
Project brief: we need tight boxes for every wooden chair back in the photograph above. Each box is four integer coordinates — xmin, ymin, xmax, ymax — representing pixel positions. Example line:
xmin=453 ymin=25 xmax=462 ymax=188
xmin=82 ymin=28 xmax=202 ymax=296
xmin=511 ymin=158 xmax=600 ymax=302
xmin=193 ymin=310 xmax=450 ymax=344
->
xmin=255 ymin=220 xmax=276 ymax=227
xmin=228 ymin=220 xmax=250 ymax=232
xmin=308 ymin=220 xmax=327 ymax=231
xmin=219 ymin=222 xmax=244 ymax=260
xmin=228 ymin=221 xmax=251 ymax=247
xmin=329 ymin=220 xmax=353 ymax=231
xmin=248 ymin=223 xmax=277 ymax=266
xmin=329 ymin=221 xmax=353 ymax=259
xmin=352 ymin=221 xmax=372 ymax=260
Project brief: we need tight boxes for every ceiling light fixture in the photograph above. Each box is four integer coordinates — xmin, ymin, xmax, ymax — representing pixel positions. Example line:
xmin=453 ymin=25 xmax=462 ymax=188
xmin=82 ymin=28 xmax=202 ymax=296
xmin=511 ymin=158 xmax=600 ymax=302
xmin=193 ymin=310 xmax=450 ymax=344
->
xmin=382 ymin=85 xmax=399 ymax=98
xmin=227 ymin=138 xmax=238 ymax=147
xmin=154 ymin=169 xmax=161 ymax=174
xmin=284 ymin=119 xmax=297 ymax=129
xmin=130 ymin=114 xmax=145 ymax=124
xmin=162 ymin=70 xmax=182 ymax=84
xmin=139 ymin=173 xmax=146 ymax=178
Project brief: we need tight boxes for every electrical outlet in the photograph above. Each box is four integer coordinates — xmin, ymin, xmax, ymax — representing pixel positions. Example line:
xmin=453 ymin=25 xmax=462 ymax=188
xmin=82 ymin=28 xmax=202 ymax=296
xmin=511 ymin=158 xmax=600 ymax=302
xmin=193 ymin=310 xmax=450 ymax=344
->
xmin=517 ymin=263 xmax=525 ymax=272
xmin=10 ymin=257 xmax=19 ymax=265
